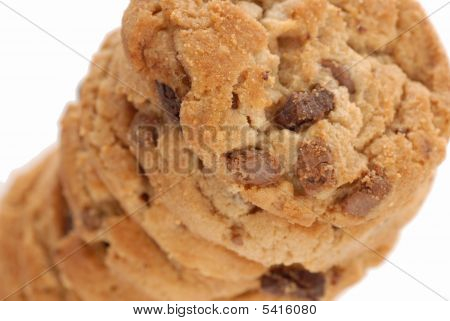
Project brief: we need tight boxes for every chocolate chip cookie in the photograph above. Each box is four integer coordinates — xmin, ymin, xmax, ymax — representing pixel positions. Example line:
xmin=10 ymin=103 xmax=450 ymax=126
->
xmin=0 ymin=0 xmax=449 ymax=301
xmin=122 ymin=0 xmax=449 ymax=228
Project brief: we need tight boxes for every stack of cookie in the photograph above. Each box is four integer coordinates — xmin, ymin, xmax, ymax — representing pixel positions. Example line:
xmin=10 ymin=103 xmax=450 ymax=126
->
xmin=1 ymin=0 xmax=449 ymax=301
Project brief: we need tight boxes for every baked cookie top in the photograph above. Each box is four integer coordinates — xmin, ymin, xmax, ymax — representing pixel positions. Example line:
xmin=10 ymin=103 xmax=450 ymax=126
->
xmin=121 ymin=0 xmax=450 ymax=227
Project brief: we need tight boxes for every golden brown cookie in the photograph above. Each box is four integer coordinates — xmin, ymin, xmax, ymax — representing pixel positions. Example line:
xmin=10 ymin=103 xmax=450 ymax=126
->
xmin=1 ymin=0 xmax=449 ymax=301
xmin=61 ymin=14 xmax=443 ymax=298
xmin=0 ymin=153 xmax=71 ymax=300
xmin=122 ymin=0 xmax=449 ymax=228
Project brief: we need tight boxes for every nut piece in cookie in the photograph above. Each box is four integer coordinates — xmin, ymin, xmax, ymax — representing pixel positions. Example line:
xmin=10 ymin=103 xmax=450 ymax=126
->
xmin=155 ymin=81 xmax=181 ymax=121
xmin=226 ymin=149 xmax=282 ymax=187
xmin=342 ymin=165 xmax=391 ymax=216
xmin=297 ymin=139 xmax=336 ymax=196
xmin=275 ymin=86 xmax=335 ymax=131
xmin=321 ymin=59 xmax=356 ymax=94
xmin=261 ymin=264 xmax=325 ymax=300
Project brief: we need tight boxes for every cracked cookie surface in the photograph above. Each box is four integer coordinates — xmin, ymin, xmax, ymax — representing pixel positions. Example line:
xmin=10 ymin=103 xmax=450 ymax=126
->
xmin=0 ymin=0 xmax=449 ymax=301
xmin=122 ymin=0 xmax=449 ymax=228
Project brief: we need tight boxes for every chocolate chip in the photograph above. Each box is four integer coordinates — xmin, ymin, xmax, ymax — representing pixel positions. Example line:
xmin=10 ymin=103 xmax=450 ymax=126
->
xmin=275 ymin=86 xmax=335 ymax=131
xmin=321 ymin=59 xmax=356 ymax=94
xmin=155 ymin=81 xmax=181 ymax=120
xmin=231 ymin=92 xmax=239 ymax=109
xmin=226 ymin=149 xmax=282 ymax=187
xmin=248 ymin=206 xmax=262 ymax=215
xmin=297 ymin=139 xmax=336 ymax=195
xmin=261 ymin=265 xmax=325 ymax=300
xmin=140 ymin=192 xmax=150 ymax=204
xmin=262 ymin=71 xmax=270 ymax=81
xmin=342 ymin=165 xmax=391 ymax=216
xmin=230 ymin=224 xmax=245 ymax=246
xmin=129 ymin=112 xmax=159 ymax=148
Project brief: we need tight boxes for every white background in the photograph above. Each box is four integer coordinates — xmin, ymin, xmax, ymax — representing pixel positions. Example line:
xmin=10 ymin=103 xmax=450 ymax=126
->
xmin=0 ymin=0 xmax=449 ymax=302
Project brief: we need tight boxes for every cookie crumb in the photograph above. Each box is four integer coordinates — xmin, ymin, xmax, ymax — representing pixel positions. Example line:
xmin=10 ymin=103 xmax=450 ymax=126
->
xmin=342 ymin=165 xmax=391 ymax=216
xmin=226 ymin=149 xmax=282 ymax=187
xmin=321 ymin=59 xmax=356 ymax=94
xmin=275 ymin=86 xmax=335 ymax=130
xmin=261 ymin=264 xmax=325 ymax=300
xmin=297 ymin=139 xmax=336 ymax=195
xmin=155 ymin=81 xmax=181 ymax=120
